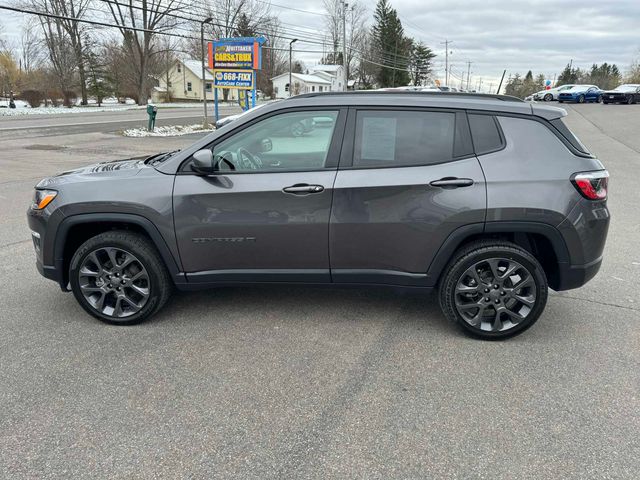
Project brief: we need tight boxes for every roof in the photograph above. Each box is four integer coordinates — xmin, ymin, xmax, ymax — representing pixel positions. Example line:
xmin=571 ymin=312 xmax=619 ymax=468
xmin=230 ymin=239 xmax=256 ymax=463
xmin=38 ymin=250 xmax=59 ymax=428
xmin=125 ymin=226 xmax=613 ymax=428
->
xmin=182 ymin=59 xmax=214 ymax=81
xmin=271 ymin=72 xmax=332 ymax=85
xmin=279 ymin=91 xmax=566 ymax=120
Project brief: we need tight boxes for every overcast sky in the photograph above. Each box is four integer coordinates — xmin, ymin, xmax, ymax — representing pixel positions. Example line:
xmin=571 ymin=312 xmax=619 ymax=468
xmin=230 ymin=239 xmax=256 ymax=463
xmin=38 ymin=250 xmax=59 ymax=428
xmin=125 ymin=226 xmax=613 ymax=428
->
xmin=2 ymin=0 xmax=639 ymax=90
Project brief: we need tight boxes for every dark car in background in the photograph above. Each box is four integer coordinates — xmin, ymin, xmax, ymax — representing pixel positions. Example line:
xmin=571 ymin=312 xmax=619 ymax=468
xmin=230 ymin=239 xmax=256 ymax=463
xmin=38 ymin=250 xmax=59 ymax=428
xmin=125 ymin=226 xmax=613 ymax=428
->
xmin=558 ymin=85 xmax=603 ymax=103
xmin=602 ymin=84 xmax=640 ymax=104
xmin=27 ymin=91 xmax=610 ymax=339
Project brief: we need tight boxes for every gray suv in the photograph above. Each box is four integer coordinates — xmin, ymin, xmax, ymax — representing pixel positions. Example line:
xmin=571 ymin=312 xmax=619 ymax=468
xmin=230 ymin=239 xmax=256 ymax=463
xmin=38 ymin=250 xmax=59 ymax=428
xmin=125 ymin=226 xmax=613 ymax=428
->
xmin=27 ymin=92 xmax=610 ymax=339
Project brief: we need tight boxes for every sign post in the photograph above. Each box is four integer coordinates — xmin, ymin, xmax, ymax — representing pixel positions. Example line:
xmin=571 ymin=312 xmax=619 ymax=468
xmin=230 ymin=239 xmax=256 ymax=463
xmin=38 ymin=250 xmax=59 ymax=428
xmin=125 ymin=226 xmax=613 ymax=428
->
xmin=208 ymin=37 xmax=265 ymax=123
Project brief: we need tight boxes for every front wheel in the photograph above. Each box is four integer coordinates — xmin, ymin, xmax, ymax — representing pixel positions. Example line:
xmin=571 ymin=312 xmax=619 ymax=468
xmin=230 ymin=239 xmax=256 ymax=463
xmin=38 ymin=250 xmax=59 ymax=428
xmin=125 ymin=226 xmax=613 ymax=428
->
xmin=627 ymin=96 xmax=634 ymax=105
xmin=439 ymin=241 xmax=548 ymax=339
xmin=543 ymin=93 xmax=552 ymax=102
xmin=69 ymin=231 xmax=172 ymax=325
xmin=578 ymin=95 xmax=585 ymax=103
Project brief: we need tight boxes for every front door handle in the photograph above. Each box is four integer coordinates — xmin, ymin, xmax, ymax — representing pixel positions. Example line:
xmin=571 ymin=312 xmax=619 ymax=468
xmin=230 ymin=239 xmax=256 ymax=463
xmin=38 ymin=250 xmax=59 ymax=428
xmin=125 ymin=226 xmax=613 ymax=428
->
xmin=429 ymin=177 xmax=474 ymax=188
xmin=283 ymin=184 xmax=325 ymax=195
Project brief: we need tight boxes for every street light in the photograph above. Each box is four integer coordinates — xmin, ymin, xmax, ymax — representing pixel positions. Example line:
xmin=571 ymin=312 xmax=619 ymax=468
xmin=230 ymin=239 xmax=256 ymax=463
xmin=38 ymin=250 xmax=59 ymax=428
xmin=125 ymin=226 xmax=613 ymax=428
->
xmin=289 ymin=39 xmax=298 ymax=98
xmin=201 ymin=17 xmax=214 ymax=127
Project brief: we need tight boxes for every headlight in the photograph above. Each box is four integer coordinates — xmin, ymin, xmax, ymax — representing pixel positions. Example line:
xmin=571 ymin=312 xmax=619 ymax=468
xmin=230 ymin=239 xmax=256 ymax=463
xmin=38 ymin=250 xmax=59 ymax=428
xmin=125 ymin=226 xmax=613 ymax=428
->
xmin=32 ymin=189 xmax=57 ymax=210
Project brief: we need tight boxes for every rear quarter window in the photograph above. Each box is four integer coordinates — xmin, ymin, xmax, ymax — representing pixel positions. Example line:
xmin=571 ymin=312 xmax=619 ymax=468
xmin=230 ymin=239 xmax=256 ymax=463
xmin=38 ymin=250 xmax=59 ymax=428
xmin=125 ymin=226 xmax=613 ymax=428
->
xmin=549 ymin=118 xmax=591 ymax=156
xmin=468 ymin=113 xmax=504 ymax=155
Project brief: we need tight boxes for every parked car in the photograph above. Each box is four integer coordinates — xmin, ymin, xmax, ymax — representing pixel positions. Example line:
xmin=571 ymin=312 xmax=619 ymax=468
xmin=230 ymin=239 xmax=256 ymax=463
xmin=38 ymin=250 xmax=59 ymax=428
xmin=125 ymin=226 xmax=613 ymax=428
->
xmin=557 ymin=85 xmax=602 ymax=103
xmin=533 ymin=84 xmax=579 ymax=101
xmin=601 ymin=84 xmax=640 ymax=104
xmin=28 ymin=91 xmax=609 ymax=339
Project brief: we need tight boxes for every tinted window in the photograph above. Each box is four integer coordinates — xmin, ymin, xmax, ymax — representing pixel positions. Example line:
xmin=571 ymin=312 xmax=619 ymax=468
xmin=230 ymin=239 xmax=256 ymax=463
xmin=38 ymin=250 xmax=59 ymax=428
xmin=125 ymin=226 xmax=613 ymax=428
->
xmin=212 ymin=110 xmax=339 ymax=172
xmin=468 ymin=114 xmax=503 ymax=155
xmin=550 ymin=118 xmax=591 ymax=155
xmin=353 ymin=110 xmax=456 ymax=167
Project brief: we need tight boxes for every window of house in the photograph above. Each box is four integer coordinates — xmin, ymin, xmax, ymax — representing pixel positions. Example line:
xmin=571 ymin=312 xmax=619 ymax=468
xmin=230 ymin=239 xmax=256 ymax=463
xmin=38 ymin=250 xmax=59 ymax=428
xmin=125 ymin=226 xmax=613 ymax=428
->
xmin=168 ymin=81 xmax=172 ymax=87
xmin=205 ymin=82 xmax=212 ymax=92
xmin=318 ymin=86 xmax=323 ymax=92
xmin=177 ymin=64 xmax=181 ymax=73
xmin=353 ymin=110 xmax=457 ymax=167
xmin=187 ymin=82 xmax=192 ymax=92
xmin=312 ymin=86 xmax=315 ymax=92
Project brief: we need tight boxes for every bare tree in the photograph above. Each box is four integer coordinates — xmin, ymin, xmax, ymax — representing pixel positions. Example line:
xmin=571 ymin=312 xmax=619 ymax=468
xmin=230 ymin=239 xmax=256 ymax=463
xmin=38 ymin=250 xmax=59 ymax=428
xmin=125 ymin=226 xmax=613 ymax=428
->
xmin=24 ymin=0 xmax=93 ymax=104
xmin=105 ymin=0 xmax=183 ymax=105
xmin=38 ymin=13 xmax=77 ymax=105
xmin=20 ymin=18 xmax=44 ymax=74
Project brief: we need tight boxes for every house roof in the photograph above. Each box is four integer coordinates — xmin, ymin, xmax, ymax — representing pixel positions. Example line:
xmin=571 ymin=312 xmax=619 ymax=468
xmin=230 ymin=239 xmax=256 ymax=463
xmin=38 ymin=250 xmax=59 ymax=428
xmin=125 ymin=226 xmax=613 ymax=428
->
xmin=182 ymin=59 xmax=214 ymax=81
xmin=271 ymin=72 xmax=332 ymax=85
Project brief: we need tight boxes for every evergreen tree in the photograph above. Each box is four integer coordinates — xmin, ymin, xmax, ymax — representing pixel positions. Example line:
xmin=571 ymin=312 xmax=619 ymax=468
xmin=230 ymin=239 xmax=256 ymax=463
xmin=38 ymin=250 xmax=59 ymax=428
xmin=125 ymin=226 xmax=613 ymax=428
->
xmin=409 ymin=41 xmax=436 ymax=86
xmin=372 ymin=0 xmax=410 ymax=87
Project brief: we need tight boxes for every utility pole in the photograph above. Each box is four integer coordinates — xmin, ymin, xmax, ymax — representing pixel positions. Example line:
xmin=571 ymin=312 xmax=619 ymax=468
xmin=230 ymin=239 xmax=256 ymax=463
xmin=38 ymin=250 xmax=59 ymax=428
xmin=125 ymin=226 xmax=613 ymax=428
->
xmin=497 ymin=69 xmax=507 ymax=94
xmin=341 ymin=0 xmax=348 ymax=91
xmin=200 ymin=17 xmax=214 ymax=128
xmin=466 ymin=61 xmax=472 ymax=90
xmin=289 ymin=38 xmax=298 ymax=97
xmin=440 ymin=39 xmax=452 ymax=86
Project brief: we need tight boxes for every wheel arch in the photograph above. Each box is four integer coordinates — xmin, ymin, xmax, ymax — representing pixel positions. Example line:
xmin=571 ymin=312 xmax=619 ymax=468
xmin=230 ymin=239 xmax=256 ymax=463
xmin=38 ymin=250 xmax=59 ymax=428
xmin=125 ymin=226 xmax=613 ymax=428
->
xmin=427 ymin=222 xmax=570 ymax=290
xmin=54 ymin=213 xmax=182 ymax=290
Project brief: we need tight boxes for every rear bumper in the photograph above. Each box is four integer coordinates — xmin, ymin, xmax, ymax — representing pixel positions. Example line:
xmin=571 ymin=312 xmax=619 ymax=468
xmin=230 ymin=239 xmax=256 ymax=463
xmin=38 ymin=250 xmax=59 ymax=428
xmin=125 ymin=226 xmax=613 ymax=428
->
xmin=555 ymin=256 xmax=602 ymax=291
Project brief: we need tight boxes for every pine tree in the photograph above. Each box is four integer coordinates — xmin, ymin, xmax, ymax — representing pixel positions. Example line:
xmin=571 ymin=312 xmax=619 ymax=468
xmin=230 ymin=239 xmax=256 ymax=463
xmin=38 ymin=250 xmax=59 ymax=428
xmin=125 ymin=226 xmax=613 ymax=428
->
xmin=409 ymin=41 xmax=436 ymax=86
xmin=372 ymin=0 xmax=410 ymax=87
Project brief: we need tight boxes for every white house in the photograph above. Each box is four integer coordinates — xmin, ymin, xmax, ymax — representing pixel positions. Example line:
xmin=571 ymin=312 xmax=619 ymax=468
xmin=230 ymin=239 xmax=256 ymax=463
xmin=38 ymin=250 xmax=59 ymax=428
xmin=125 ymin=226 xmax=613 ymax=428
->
xmin=155 ymin=59 xmax=238 ymax=102
xmin=271 ymin=64 xmax=346 ymax=98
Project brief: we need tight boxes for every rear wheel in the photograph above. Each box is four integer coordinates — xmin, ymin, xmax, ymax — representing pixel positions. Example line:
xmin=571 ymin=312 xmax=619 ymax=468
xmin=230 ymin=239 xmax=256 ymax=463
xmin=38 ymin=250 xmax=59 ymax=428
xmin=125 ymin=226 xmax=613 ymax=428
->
xmin=439 ymin=241 xmax=548 ymax=339
xmin=69 ymin=231 xmax=172 ymax=325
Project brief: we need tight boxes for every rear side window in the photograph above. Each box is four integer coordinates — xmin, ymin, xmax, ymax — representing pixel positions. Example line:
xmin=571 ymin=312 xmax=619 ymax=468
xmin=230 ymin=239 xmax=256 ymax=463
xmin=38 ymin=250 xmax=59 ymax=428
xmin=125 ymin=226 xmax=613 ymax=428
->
xmin=353 ymin=110 xmax=461 ymax=167
xmin=468 ymin=113 xmax=504 ymax=155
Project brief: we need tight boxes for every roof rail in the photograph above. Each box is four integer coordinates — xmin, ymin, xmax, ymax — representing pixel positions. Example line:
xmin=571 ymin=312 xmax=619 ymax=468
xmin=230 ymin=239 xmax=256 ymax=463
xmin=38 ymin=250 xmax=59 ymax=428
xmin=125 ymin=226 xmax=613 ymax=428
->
xmin=289 ymin=91 xmax=525 ymax=103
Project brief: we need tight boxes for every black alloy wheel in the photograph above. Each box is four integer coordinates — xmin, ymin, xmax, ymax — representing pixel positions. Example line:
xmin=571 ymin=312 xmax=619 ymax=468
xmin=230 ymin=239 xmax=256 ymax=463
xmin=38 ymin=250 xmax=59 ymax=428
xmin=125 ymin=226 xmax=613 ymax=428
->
xmin=440 ymin=241 xmax=548 ymax=339
xmin=69 ymin=231 xmax=172 ymax=325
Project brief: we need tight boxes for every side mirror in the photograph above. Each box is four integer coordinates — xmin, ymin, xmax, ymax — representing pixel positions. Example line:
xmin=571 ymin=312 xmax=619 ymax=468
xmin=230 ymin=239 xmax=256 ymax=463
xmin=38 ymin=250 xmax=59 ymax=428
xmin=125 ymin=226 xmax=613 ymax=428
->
xmin=260 ymin=138 xmax=273 ymax=153
xmin=191 ymin=149 xmax=214 ymax=174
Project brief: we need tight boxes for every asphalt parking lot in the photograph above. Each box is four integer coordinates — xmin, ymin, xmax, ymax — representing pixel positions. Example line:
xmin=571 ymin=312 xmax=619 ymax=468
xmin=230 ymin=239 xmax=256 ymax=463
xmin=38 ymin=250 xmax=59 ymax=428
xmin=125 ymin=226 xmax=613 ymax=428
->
xmin=0 ymin=104 xmax=638 ymax=479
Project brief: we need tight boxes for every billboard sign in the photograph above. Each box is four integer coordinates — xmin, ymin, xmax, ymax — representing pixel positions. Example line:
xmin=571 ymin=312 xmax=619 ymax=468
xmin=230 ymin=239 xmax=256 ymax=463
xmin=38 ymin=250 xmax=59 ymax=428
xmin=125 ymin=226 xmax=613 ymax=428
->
xmin=214 ymin=70 xmax=254 ymax=89
xmin=208 ymin=38 xmax=262 ymax=70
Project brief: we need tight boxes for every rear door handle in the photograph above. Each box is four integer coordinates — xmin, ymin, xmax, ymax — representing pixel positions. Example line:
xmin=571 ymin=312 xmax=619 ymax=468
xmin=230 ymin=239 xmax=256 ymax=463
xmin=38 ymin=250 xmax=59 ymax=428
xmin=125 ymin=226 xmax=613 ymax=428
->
xmin=429 ymin=177 xmax=474 ymax=188
xmin=283 ymin=184 xmax=325 ymax=194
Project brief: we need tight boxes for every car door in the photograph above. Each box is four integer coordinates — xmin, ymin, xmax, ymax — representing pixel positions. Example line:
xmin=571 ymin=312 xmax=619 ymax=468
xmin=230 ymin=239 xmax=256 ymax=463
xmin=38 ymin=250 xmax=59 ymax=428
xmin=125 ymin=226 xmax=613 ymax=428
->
xmin=586 ymin=87 xmax=598 ymax=101
xmin=329 ymin=107 xmax=487 ymax=286
xmin=173 ymin=108 xmax=346 ymax=284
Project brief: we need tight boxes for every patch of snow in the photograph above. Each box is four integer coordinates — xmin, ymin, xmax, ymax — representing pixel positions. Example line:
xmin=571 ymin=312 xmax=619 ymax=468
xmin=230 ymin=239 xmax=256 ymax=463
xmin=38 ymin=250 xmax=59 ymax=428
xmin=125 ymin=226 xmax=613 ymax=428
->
xmin=122 ymin=124 xmax=215 ymax=137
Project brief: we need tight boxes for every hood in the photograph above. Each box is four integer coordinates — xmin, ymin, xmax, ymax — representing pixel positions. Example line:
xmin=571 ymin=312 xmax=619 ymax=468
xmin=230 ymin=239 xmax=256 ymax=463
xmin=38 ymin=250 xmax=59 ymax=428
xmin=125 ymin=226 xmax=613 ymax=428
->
xmin=36 ymin=155 xmax=153 ymax=189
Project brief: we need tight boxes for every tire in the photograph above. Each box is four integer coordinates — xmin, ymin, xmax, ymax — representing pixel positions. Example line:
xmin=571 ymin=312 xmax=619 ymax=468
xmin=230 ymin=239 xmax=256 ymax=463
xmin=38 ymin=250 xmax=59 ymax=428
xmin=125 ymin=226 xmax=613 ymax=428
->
xmin=558 ymin=100 xmax=563 ymax=103
xmin=603 ymin=101 xmax=609 ymax=104
xmin=543 ymin=93 xmax=552 ymax=102
xmin=578 ymin=95 xmax=585 ymax=104
xmin=596 ymin=95 xmax=603 ymax=103
xmin=439 ymin=241 xmax=548 ymax=340
xmin=69 ymin=230 xmax=172 ymax=325
xmin=627 ymin=96 xmax=633 ymax=105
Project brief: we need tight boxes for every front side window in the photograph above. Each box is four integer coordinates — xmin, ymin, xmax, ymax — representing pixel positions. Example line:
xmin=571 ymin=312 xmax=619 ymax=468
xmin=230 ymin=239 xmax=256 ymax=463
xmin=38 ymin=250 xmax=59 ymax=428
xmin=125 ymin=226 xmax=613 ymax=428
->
xmin=353 ymin=110 xmax=456 ymax=167
xmin=212 ymin=110 xmax=339 ymax=172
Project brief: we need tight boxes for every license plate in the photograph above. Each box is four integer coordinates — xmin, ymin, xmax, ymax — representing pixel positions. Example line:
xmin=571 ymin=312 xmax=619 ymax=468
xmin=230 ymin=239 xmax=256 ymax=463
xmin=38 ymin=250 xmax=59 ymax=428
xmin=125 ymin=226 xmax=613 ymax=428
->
xmin=609 ymin=96 xmax=614 ymax=99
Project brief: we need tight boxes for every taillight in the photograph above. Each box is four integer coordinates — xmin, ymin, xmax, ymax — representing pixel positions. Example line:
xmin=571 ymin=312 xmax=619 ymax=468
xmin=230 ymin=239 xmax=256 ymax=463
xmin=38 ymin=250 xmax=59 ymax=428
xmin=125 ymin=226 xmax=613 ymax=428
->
xmin=572 ymin=171 xmax=609 ymax=200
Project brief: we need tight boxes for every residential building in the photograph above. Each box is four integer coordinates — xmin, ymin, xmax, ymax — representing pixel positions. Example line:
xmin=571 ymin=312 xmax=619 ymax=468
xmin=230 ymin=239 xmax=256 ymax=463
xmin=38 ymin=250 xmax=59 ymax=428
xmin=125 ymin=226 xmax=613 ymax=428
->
xmin=271 ymin=64 xmax=346 ymax=98
xmin=155 ymin=59 xmax=238 ymax=102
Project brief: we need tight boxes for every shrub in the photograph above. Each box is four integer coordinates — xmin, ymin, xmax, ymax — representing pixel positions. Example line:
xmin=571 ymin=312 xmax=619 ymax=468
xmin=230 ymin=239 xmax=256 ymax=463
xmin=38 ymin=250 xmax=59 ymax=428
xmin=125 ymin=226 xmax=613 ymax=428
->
xmin=19 ymin=89 xmax=44 ymax=108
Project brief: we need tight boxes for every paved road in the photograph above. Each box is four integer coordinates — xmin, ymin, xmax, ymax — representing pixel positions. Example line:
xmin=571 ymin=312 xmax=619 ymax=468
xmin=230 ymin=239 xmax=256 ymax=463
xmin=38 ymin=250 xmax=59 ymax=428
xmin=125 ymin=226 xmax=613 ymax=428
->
xmin=0 ymin=105 xmax=240 ymax=138
xmin=0 ymin=104 xmax=638 ymax=479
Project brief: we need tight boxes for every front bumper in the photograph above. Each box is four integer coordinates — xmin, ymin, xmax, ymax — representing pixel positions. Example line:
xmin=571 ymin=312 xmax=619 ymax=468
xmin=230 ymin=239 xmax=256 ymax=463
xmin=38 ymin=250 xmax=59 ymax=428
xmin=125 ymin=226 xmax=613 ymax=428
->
xmin=28 ymin=206 xmax=67 ymax=290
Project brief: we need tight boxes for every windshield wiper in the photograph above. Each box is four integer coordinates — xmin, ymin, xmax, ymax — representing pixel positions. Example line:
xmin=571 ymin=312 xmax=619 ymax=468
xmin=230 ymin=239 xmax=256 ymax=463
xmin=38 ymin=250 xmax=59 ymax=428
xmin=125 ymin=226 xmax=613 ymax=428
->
xmin=147 ymin=150 xmax=179 ymax=165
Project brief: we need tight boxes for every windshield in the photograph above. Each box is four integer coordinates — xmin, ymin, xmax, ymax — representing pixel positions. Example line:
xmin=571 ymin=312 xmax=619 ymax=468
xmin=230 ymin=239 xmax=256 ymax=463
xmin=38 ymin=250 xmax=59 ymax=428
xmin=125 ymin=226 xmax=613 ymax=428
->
xmin=614 ymin=85 xmax=639 ymax=92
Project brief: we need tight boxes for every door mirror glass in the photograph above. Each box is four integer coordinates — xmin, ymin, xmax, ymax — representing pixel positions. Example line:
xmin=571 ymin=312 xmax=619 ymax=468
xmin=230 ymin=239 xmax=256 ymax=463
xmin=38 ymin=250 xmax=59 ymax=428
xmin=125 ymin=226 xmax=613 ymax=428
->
xmin=260 ymin=138 xmax=273 ymax=153
xmin=191 ymin=149 xmax=214 ymax=174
